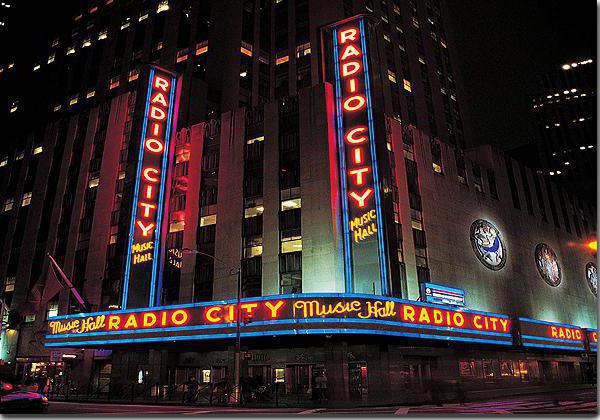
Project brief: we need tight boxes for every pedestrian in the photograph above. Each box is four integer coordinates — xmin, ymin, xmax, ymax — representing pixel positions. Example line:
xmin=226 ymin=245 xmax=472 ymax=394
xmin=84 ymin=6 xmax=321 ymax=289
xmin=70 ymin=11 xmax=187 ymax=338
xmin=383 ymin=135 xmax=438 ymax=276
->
xmin=455 ymin=379 xmax=466 ymax=406
xmin=36 ymin=375 xmax=47 ymax=395
xmin=185 ymin=376 xmax=199 ymax=404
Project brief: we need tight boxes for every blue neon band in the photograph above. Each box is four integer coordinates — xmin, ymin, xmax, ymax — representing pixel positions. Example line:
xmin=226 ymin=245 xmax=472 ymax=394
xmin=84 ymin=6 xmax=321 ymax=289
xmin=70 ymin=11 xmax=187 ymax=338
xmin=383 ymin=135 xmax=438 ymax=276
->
xmin=45 ymin=327 xmax=513 ymax=348
xmin=359 ymin=17 xmax=388 ymax=296
xmin=332 ymin=28 xmax=353 ymax=293
xmin=122 ymin=68 xmax=155 ymax=310
xmin=522 ymin=342 xmax=585 ymax=351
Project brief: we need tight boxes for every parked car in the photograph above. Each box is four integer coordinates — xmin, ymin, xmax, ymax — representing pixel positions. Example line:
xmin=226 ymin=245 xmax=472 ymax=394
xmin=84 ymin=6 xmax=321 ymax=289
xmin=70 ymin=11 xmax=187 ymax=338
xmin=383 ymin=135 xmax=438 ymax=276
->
xmin=0 ymin=382 xmax=49 ymax=413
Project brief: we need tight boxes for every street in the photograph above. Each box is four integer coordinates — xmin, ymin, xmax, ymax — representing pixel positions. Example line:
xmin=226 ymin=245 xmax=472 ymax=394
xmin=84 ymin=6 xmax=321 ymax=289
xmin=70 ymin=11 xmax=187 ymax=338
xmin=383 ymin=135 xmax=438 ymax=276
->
xmin=43 ymin=388 xmax=597 ymax=415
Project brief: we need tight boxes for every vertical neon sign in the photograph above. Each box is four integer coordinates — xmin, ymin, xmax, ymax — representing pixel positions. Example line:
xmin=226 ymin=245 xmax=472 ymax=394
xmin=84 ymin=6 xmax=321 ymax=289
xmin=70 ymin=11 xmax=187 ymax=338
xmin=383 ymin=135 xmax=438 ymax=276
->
xmin=122 ymin=67 xmax=177 ymax=309
xmin=330 ymin=16 xmax=388 ymax=295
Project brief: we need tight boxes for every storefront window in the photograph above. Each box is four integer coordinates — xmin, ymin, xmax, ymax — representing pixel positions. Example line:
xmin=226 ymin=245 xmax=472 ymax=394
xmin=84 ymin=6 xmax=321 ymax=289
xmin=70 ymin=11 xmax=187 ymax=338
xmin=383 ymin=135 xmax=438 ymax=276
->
xmin=202 ymin=369 xmax=211 ymax=383
xmin=459 ymin=360 xmax=475 ymax=378
xmin=500 ymin=360 xmax=514 ymax=377
xmin=482 ymin=359 xmax=495 ymax=381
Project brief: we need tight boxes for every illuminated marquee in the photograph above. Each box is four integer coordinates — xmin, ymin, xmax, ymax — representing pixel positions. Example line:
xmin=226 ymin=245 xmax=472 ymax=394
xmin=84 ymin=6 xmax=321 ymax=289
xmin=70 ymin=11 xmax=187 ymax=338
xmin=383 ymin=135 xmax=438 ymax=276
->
xmin=44 ymin=294 xmax=512 ymax=347
xmin=123 ymin=67 xmax=178 ymax=309
xmin=518 ymin=317 xmax=585 ymax=351
xmin=326 ymin=15 xmax=388 ymax=294
xmin=584 ymin=328 xmax=597 ymax=352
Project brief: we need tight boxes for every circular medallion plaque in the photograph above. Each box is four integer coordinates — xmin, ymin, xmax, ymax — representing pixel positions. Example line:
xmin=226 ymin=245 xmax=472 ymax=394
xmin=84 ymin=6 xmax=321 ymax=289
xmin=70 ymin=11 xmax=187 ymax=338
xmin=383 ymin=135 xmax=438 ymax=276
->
xmin=470 ymin=219 xmax=506 ymax=270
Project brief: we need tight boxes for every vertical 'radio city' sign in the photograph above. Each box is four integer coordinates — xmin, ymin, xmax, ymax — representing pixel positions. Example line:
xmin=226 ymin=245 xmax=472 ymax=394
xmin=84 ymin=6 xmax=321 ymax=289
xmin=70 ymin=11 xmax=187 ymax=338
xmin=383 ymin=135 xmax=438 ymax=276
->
xmin=326 ymin=16 xmax=388 ymax=295
xmin=122 ymin=67 xmax=178 ymax=309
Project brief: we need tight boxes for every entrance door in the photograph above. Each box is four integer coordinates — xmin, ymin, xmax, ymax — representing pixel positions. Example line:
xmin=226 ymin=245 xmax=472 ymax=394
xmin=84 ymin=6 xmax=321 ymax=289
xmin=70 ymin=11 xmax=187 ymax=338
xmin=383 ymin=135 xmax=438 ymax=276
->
xmin=400 ymin=358 xmax=432 ymax=393
xmin=348 ymin=363 xmax=368 ymax=402
xmin=286 ymin=364 xmax=312 ymax=396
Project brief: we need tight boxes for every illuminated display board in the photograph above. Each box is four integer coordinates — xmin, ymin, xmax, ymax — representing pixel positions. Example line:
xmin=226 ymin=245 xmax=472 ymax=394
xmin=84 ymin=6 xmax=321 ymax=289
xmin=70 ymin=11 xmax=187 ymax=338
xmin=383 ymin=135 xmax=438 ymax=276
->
xmin=122 ymin=67 xmax=178 ymax=309
xmin=323 ymin=15 xmax=388 ymax=294
xmin=518 ymin=317 xmax=585 ymax=351
xmin=44 ymin=294 xmax=512 ymax=347
xmin=584 ymin=328 xmax=597 ymax=352
xmin=421 ymin=283 xmax=466 ymax=307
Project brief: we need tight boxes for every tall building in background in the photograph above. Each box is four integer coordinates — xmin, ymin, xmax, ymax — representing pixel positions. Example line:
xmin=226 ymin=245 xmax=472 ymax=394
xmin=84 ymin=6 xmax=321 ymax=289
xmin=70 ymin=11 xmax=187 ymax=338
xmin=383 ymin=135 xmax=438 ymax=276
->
xmin=532 ymin=58 xmax=596 ymax=203
xmin=0 ymin=0 xmax=596 ymax=405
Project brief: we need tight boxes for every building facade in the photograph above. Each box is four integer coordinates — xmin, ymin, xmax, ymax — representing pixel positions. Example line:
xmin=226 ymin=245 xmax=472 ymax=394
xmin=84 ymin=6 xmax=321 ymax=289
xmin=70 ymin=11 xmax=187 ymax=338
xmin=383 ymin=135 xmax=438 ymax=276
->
xmin=0 ymin=0 xmax=596 ymax=405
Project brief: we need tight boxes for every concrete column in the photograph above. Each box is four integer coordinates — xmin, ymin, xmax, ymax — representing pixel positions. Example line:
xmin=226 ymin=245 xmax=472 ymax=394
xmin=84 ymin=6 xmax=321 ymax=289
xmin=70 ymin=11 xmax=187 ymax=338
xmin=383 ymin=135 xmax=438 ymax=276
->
xmin=324 ymin=339 xmax=348 ymax=403
xmin=261 ymin=102 xmax=280 ymax=296
xmin=213 ymin=109 xmax=245 ymax=299
xmin=179 ymin=123 xmax=205 ymax=302
xmin=299 ymin=84 xmax=344 ymax=293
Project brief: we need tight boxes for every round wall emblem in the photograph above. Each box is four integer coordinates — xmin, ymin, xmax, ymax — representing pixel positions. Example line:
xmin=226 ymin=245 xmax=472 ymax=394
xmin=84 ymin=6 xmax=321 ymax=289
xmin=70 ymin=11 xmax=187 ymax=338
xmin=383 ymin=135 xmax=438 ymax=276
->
xmin=470 ymin=219 xmax=506 ymax=270
xmin=585 ymin=262 xmax=597 ymax=297
xmin=534 ymin=243 xmax=561 ymax=287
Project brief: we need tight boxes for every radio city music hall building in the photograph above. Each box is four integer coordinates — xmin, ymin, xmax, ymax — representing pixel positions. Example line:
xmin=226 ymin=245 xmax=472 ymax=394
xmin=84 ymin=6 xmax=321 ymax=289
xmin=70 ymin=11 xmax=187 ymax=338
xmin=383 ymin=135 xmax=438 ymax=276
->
xmin=0 ymin=0 xmax=597 ymax=405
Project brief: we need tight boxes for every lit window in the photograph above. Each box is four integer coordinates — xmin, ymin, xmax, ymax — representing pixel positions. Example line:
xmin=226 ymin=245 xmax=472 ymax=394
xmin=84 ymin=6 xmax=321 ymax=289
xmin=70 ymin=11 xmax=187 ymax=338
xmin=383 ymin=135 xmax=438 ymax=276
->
xmin=24 ymin=314 xmax=36 ymax=323
xmin=86 ymin=89 xmax=96 ymax=99
xmin=109 ymin=77 xmax=120 ymax=89
xmin=433 ymin=162 xmax=443 ymax=174
xmin=33 ymin=63 xmax=41 ymax=72
xmin=88 ymin=177 xmax=99 ymax=188
xmin=419 ymin=57 xmax=426 ymax=64
xmin=53 ymin=104 xmax=62 ymax=112
xmin=276 ymin=55 xmax=289 ymax=66
xmin=246 ymin=135 xmax=264 ymax=145
xmin=7 ymin=62 xmax=14 ymax=69
xmin=89 ymin=5 xmax=98 ymax=13
xmin=241 ymin=43 xmax=253 ymax=57
xmin=281 ymin=236 xmax=302 ymax=253
xmin=176 ymin=49 xmax=189 ymax=63
xmin=244 ymin=205 xmax=264 ymax=218
xmin=202 ymin=370 xmax=211 ymax=383
xmin=0 ymin=156 xmax=7 ymax=167
xmin=4 ymin=277 xmax=15 ymax=292
xmin=244 ymin=237 xmax=263 ymax=258
xmin=295 ymin=43 xmax=311 ymax=58
xmin=98 ymin=30 xmax=108 ymax=40
xmin=281 ymin=198 xmax=301 ymax=211
xmin=403 ymin=79 xmax=412 ymax=92
xmin=82 ymin=38 xmax=92 ymax=48
xmin=240 ymin=71 xmax=248 ymax=78
xmin=3 ymin=198 xmax=13 ymax=212
xmin=157 ymin=0 xmax=169 ymax=13
xmin=47 ymin=53 xmax=55 ymax=64
xmin=387 ymin=70 xmax=397 ymax=83
xmin=200 ymin=214 xmax=217 ymax=227
xmin=169 ymin=220 xmax=185 ymax=233
xmin=15 ymin=151 xmax=24 ymax=160
xmin=21 ymin=192 xmax=32 ymax=207
xmin=69 ymin=95 xmax=78 ymax=106
xmin=66 ymin=46 xmax=76 ymax=55
xmin=383 ymin=34 xmax=391 ymax=42
xmin=128 ymin=69 xmax=139 ymax=82
xmin=33 ymin=146 xmax=43 ymax=155
xmin=195 ymin=41 xmax=208 ymax=55
xmin=46 ymin=302 xmax=59 ymax=319
xmin=138 ymin=12 xmax=149 ymax=22
xmin=120 ymin=18 xmax=131 ymax=30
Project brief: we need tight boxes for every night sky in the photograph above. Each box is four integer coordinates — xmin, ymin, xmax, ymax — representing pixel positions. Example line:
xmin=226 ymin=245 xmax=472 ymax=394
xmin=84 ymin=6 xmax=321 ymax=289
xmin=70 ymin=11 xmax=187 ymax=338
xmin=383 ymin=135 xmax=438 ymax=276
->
xmin=445 ymin=0 xmax=596 ymax=150
xmin=2 ymin=1 xmax=596 ymax=154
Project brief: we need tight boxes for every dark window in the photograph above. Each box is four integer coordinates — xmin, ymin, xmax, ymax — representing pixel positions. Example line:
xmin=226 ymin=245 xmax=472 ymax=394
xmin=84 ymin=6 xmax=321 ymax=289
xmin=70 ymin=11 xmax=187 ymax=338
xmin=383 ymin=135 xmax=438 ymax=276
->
xmin=504 ymin=156 xmax=520 ymax=210
xmin=487 ymin=169 xmax=498 ymax=200
xmin=518 ymin=164 xmax=534 ymax=215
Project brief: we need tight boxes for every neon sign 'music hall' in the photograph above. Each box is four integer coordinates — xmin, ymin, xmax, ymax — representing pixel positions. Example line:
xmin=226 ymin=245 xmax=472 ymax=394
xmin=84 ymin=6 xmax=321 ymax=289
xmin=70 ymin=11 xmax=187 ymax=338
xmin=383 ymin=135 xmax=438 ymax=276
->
xmin=122 ymin=67 xmax=178 ymax=309
xmin=324 ymin=15 xmax=388 ymax=295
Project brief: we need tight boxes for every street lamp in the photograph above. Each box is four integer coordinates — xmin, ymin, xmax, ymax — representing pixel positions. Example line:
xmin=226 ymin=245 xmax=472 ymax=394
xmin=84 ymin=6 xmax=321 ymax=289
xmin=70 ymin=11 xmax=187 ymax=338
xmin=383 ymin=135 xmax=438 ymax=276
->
xmin=180 ymin=248 xmax=242 ymax=405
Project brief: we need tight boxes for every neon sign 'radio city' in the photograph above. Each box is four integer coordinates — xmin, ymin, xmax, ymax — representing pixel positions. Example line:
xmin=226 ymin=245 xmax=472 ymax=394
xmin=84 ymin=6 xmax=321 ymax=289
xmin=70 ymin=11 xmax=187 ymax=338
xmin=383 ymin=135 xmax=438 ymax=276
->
xmin=123 ymin=67 xmax=178 ymax=309
xmin=330 ymin=16 xmax=388 ymax=294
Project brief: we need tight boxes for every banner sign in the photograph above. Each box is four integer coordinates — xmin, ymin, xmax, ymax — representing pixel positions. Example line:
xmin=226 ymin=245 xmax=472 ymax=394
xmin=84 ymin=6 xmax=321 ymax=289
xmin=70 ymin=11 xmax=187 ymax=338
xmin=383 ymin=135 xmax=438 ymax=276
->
xmin=518 ymin=317 xmax=585 ymax=351
xmin=122 ymin=66 xmax=178 ymax=309
xmin=323 ymin=15 xmax=388 ymax=295
xmin=421 ymin=283 xmax=465 ymax=307
xmin=45 ymin=294 xmax=512 ymax=347
xmin=584 ymin=328 xmax=597 ymax=353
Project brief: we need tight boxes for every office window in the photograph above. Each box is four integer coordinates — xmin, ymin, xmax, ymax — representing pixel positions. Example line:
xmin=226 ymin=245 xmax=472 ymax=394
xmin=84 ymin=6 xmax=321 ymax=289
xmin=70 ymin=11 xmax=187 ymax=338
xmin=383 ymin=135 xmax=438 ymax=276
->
xmin=33 ymin=146 xmax=43 ymax=155
xmin=281 ymin=198 xmax=301 ymax=211
xmin=472 ymin=163 xmax=483 ymax=193
xmin=200 ymin=214 xmax=217 ymax=227
xmin=46 ymin=301 xmax=59 ymax=319
xmin=4 ymin=276 xmax=15 ymax=292
xmin=0 ymin=156 xmax=7 ymax=167
xmin=244 ymin=236 xmax=263 ymax=258
xmin=281 ymin=235 xmax=302 ymax=253
xmin=487 ymin=169 xmax=498 ymax=200
xmin=430 ymin=139 xmax=443 ymax=174
xmin=21 ymin=192 xmax=32 ymax=206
